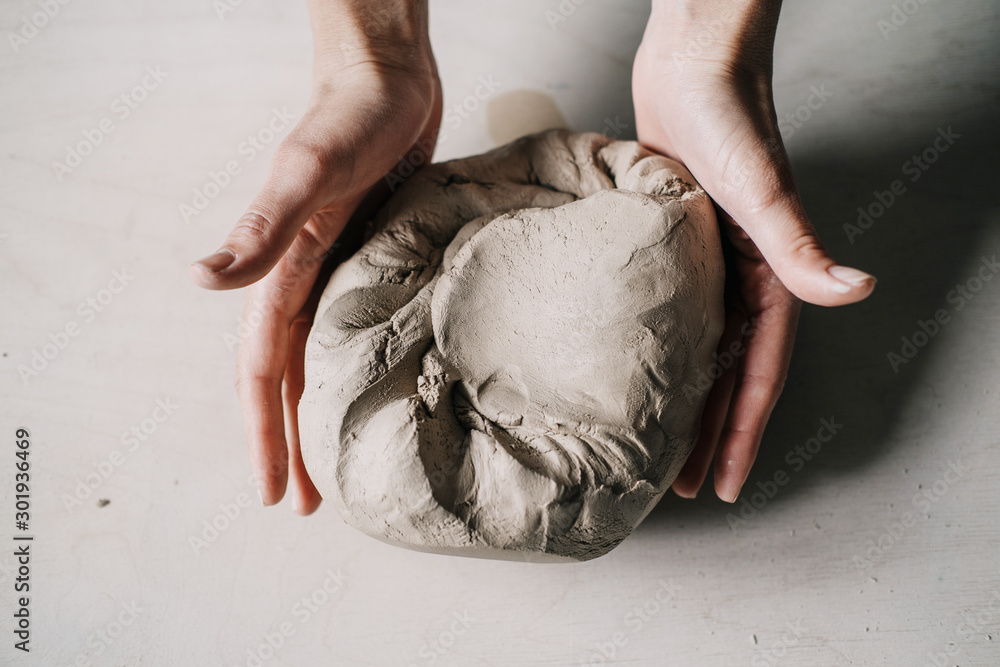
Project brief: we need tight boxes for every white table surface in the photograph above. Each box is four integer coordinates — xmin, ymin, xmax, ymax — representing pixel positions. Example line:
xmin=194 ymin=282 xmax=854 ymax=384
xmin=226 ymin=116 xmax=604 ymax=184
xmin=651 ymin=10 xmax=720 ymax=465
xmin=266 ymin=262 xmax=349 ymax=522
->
xmin=2 ymin=0 xmax=999 ymax=665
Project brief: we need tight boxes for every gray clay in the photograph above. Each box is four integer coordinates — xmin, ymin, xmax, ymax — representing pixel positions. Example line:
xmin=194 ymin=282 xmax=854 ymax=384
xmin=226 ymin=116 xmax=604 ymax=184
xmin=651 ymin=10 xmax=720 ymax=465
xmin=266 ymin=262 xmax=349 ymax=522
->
xmin=300 ymin=130 xmax=725 ymax=561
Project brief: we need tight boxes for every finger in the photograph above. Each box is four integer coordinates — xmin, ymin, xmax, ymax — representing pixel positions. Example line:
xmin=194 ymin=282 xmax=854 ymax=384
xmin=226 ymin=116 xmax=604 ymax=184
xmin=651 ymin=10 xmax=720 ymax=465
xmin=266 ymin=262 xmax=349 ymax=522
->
xmin=712 ymin=136 xmax=876 ymax=308
xmin=229 ymin=112 xmax=438 ymax=506
xmin=237 ymin=285 xmax=290 ymax=506
xmin=236 ymin=217 xmax=345 ymax=505
xmin=189 ymin=139 xmax=331 ymax=291
xmin=671 ymin=310 xmax=744 ymax=498
xmin=278 ymin=223 xmax=354 ymax=515
xmin=282 ymin=315 xmax=323 ymax=515
xmin=713 ymin=291 xmax=801 ymax=503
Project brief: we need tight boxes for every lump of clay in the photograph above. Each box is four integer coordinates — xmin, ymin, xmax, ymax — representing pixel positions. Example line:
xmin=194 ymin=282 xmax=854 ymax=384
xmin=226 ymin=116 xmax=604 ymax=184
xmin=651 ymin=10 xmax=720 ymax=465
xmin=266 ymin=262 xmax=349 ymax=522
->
xmin=300 ymin=130 xmax=725 ymax=561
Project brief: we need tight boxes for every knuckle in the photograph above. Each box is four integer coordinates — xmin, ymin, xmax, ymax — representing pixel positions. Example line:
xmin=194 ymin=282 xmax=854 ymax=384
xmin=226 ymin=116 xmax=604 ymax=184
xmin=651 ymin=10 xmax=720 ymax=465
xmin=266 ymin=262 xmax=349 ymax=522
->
xmin=742 ymin=369 xmax=788 ymax=401
xmin=232 ymin=210 xmax=276 ymax=246
xmin=776 ymin=231 xmax=830 ymax=277
xmin=234 ymin=369 xmax=281 ymax=397
xmin=784 ymin=226 xmax=824 ymax=255
xmin=274 ymin=138 xmax=351 ymax=188
xmin=721 ymin=422 xmax=757 ymax=441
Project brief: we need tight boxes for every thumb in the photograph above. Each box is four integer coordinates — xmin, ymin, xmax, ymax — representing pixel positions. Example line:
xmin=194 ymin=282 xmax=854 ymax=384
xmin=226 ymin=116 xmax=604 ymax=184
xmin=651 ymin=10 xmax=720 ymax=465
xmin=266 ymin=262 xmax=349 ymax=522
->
xmin=189 ymin=142 xmax=330 ymax=291
xmin=715 ymin=142 xmax=876 ymax=307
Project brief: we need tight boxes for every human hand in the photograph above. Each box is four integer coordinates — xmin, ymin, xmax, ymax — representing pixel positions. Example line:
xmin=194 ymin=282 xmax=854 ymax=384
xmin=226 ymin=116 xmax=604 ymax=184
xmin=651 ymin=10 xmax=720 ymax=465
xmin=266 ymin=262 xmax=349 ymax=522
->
xmin=633 ymin=0 xmax=875 ymax=502
xmin=189 ymin=0 xmax=441 ymax=513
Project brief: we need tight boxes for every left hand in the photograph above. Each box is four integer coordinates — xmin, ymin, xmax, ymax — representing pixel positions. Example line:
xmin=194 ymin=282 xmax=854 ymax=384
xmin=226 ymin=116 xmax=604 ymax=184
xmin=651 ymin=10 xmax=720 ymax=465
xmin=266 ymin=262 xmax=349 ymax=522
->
xmin=190 ymin=0 xmax=442 ymax=513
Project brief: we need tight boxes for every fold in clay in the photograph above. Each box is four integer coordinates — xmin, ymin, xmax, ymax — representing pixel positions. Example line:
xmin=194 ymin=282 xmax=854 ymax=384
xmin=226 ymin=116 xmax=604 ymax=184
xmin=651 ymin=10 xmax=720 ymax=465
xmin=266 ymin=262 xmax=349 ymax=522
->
xmin=300 ymin=130 xmax=725 ymax=561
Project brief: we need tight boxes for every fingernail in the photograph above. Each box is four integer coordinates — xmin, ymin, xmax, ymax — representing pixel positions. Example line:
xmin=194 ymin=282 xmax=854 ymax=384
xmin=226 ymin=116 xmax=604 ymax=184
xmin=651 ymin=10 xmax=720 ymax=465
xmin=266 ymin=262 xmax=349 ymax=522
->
xmin=257 ymin=487 xmax=265 ymax=506
xmin=827 ymin=265 xmax=876 ymax=293
xmin=194 ymin=248 xmax=236 ymax=272
xmin=717 ymin=479 xmax=743 ymax=504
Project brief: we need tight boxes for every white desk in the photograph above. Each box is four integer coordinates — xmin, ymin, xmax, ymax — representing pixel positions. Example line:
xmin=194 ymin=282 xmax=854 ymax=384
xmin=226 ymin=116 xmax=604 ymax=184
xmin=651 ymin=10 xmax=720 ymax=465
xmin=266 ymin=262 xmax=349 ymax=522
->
xmin=2 ymin=0 xmax=998 ymax=664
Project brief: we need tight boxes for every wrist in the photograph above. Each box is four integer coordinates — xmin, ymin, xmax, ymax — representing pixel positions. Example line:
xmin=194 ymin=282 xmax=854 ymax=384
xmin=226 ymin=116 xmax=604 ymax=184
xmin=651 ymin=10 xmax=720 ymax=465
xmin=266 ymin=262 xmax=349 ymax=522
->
xmin=645 ymin=0 xmax=781 ymax=73
xmin=308 ymin=0 xmax=432 ymax=78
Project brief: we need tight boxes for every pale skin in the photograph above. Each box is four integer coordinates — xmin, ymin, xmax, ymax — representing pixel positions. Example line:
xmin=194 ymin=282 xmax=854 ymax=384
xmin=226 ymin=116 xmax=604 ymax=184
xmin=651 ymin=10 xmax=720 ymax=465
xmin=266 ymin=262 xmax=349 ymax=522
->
xmin=190 ymin=0 xmax=875 ymax=513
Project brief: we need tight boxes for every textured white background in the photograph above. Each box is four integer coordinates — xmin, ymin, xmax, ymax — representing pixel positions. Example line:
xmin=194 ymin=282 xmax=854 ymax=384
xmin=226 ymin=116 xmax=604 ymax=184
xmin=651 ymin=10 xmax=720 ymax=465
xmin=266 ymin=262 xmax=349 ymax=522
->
xmin=1 ymin=0 xmax=999 ymax=665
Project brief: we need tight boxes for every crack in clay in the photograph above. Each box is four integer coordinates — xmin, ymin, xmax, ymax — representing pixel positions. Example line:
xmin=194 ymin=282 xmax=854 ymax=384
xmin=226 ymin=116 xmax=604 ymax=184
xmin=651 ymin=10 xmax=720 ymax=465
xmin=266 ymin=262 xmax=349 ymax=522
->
xmin=442 ymin=173 xmax=471 ymax=187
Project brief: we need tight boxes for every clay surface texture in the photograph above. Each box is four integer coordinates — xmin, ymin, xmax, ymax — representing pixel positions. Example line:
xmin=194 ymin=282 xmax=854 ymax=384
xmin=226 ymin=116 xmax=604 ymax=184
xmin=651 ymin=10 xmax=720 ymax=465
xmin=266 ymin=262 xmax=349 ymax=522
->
xmin=300 ymin=130 xmax=725 ymax=561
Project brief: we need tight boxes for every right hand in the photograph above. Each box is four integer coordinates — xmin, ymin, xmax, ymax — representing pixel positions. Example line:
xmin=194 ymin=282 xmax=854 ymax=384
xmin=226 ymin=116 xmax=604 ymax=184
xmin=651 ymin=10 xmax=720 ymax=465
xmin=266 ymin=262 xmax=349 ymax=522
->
xmin=189 ymin=4 xmax=442 ymax=514
xmin=633 ymin=0 xmax=875 ymax=502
